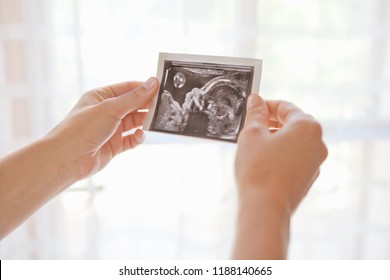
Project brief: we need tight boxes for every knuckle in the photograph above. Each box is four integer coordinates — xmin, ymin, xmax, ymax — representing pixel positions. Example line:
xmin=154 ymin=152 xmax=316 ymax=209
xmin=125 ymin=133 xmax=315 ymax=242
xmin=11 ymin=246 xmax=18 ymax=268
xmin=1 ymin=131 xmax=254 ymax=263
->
xmin=282 ymin=101 xmax=296 ymax=110
xmin=246 ymin=124 xmax=263 ymax=134
xmin=93 ymin=87 xmax=109 ymax=101
xmin=310 ymin=120 xmax=323 ymax=136
xmin=294 ymin=115 xmax=323 ymax=136
xmin=131 ymin=86 xmax=146 ymax=102
xmin=239 ymin=125 xmax=262 ymax=140
xmin=124 ymin=87 xmax=147 ymax=109
xmin=132 ymin=88 xmax=142 ymax=100
xmin=321 ymin=141 xmax=329 ymax=161
xmin=248 ymin=106 xmax=268 ymax=120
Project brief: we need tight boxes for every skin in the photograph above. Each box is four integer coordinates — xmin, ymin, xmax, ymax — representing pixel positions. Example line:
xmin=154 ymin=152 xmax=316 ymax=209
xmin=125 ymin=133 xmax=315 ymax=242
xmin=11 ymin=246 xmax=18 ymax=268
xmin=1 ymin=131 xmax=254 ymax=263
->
xmin=232 ymin=94 xmax=328 ymax=259
xmin=0 ymin=83 xmax=327 ymax=260
xmin=0 ymin=77 xmax=159 ymax=239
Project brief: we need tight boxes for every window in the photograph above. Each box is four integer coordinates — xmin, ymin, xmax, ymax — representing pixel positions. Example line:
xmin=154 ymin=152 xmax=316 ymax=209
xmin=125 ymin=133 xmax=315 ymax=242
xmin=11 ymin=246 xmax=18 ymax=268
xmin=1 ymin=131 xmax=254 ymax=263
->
xmin=1 ymin=0 xmax=389 ymax=259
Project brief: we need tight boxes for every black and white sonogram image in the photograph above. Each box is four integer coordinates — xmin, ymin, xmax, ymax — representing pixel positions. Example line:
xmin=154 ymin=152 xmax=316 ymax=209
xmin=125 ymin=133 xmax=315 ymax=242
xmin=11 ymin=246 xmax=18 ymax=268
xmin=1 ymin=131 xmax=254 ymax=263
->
xmin=150 ymin=59 xmax=255 ymax=142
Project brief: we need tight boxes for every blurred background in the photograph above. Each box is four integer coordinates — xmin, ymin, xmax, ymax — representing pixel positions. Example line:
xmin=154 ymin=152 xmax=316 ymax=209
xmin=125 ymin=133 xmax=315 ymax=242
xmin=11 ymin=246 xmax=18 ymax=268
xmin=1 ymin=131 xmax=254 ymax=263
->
xmin=0 ymin=0 xmax=389 ymax=259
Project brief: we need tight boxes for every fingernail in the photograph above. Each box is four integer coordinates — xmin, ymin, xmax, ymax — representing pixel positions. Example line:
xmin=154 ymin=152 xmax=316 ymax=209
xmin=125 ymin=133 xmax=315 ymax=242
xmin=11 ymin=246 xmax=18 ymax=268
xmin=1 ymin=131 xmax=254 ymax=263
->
xmin=247 ymin=94 xmax=262 ymax=109
xmin=142 ymin=77 xmax=157 ymax=90
xmin=136 ymin=129 xmax=145 ymax=144
xmin=139 ymin=131 xmax=145 ymax=144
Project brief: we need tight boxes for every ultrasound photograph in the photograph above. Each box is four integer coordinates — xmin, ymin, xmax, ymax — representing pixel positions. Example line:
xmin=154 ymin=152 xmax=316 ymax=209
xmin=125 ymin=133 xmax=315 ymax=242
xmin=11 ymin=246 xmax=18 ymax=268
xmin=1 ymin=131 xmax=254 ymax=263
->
xmin=144 ymin=53 xmax=262 ymax=142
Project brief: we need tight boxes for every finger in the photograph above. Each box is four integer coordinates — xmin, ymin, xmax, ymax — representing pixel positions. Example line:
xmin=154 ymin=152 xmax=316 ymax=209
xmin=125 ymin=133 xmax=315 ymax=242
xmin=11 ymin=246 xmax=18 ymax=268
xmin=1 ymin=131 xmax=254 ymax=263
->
xmin=243 ymin=94 xmax=269 ymax=131
xmin=122 ymin=112 xmax=148 ymax=132
xmin=266 ymin=100 xmax=305 ymax=125
xmin=94 ymin=81 xmax=143 ymax=99
xmin=307 ymin=169 xmax=321 ymax=192
xmin=268 ymin=120 xmax=281 ymax=129
xmin=109 ymin=81 xmax=143 ymax=97
xmin=138 ymin=99 xmax=153 ymax=111
xmin=122 ymin=129 xmax=144 ymax=151
xmin=111 ymin=77 xmax=159 ymax=119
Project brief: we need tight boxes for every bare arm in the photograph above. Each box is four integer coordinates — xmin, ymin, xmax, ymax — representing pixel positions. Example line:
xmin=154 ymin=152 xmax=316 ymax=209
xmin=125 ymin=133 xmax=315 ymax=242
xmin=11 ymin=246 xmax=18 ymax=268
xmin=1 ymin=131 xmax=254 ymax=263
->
xmin=0 ymin=135 xmax=76 ymax=239
xmin=0 ymin=77 xmax=158 ymax=239
xmin=232 ymin=94 xmax=328 ymax=259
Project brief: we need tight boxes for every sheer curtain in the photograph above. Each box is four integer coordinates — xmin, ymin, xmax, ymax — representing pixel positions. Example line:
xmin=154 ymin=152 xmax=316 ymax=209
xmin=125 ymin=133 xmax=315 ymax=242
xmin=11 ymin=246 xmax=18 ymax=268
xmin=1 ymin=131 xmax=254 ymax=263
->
xmin=0 ymin=0 xmax=389 ymax=259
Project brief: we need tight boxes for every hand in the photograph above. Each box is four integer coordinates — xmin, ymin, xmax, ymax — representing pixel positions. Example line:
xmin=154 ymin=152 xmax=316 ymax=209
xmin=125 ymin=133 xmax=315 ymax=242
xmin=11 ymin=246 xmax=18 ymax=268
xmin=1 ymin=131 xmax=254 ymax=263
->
xmin=0 ymin=77 xmax=159 ymax=239
xmin=232 ymin=94 xmax=327 ymax=259
xmin=49 ymin=77 xmax=159 ymax=180
xmin=235 ymin=94 xmax=327 ymax=213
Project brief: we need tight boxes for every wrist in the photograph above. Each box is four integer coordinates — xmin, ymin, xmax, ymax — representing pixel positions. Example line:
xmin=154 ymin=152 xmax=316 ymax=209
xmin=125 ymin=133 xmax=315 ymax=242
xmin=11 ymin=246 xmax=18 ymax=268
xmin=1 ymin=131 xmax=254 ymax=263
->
xmin=41 ymin=131 xmax=80 ymax=188
xmin=238 ymin=184 xmax=292 ymax=220
xmin=233 ymin=186 xmax=291 ymax=259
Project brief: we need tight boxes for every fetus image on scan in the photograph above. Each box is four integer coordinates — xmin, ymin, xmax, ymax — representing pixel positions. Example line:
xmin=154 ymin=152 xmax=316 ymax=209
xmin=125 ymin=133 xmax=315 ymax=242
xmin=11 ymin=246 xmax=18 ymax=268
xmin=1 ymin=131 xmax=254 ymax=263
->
xmin=152 ymin=62 xmax=253 ymax=142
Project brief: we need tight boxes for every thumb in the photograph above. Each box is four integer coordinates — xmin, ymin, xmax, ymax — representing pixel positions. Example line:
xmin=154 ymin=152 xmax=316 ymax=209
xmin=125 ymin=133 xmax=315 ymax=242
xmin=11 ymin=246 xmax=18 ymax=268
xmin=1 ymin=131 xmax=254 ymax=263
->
xmin=113 ymin=77 xmax=159 ymax=118
xmin=243 ymin=94 xmax=269 ymax=131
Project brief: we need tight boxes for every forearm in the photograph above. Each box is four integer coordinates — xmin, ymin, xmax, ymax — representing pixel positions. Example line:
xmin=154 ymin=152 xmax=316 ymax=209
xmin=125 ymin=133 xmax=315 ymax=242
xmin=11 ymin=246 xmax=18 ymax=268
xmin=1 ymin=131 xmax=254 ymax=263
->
xmin=0 ymin=134 xmax=77 ymax=239
xmin=232 ymin=188 xmax=291 ymax=259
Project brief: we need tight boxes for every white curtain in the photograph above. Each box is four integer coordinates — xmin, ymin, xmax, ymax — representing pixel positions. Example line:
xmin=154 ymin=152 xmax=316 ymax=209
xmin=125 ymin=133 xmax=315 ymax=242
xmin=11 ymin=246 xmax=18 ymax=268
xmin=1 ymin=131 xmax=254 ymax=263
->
xmin=0 ymin=0 xmax=389 ymax=259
